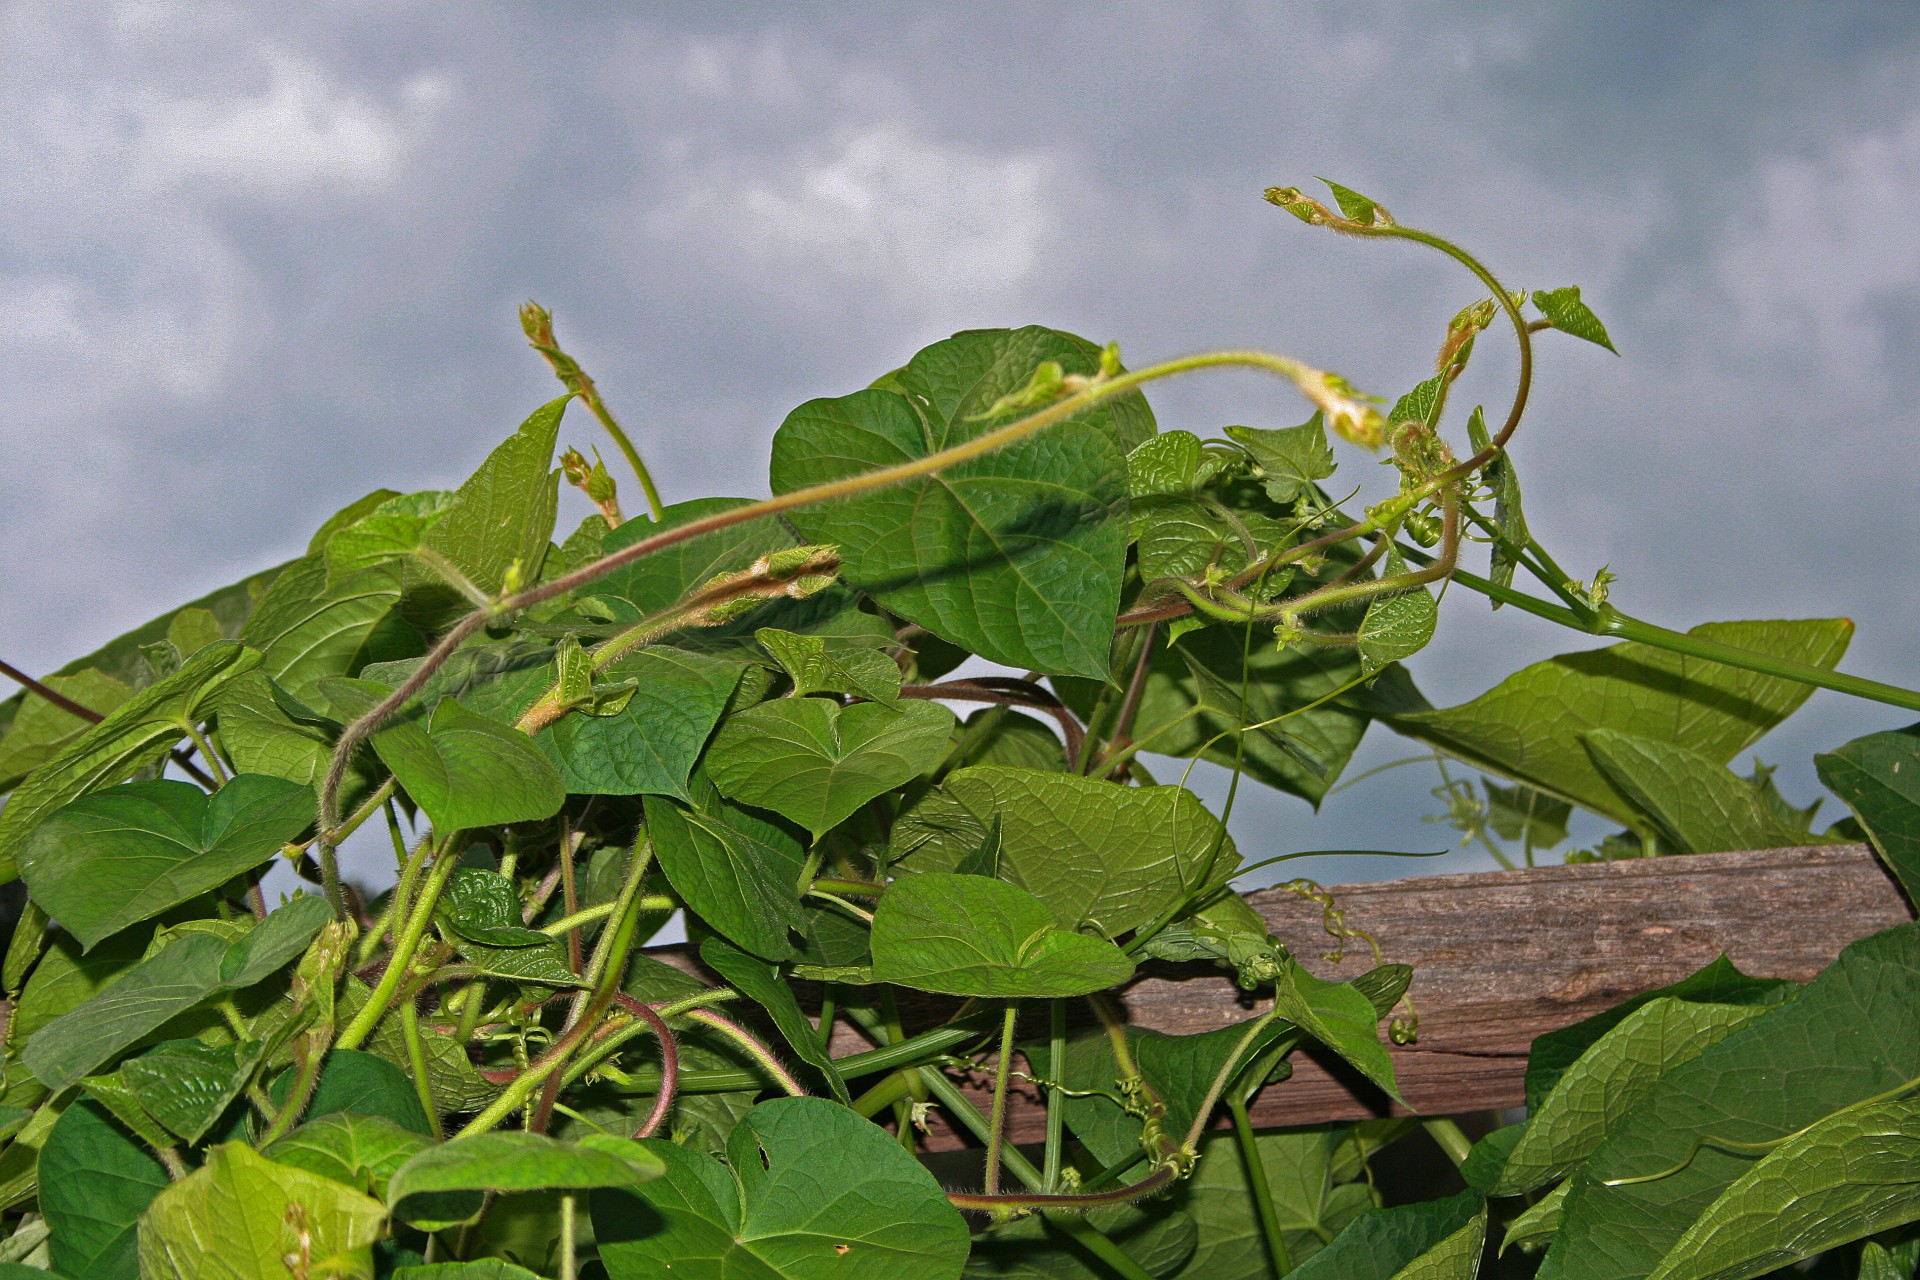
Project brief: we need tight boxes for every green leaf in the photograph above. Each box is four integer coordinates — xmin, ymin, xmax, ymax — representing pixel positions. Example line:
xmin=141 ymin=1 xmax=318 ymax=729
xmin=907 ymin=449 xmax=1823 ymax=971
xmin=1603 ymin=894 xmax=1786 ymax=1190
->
xmin=1525 ymin=955 xmax=1795 ymax=1111
xmin=1543 ymin=924 xmax=1920 ymax=1280
xmin=23 ymin=895 xmax=327 ymax=1093
xmin=1288 ymin=1189 xmax=1484 ymax=1280
xmin=1170 ymin=1127 xmax=1382 ymax=1277
xmin=770 ymin=326 xmax=1136 ymax=679
xmin=1319 ymin=177 xmax=1388 ymax=224
xmin=1502 ymin=1179 xmax=1570 ymax=1254
xmin=707 ymin=698 xmax=954 ymax=836
xmin=217 ymin=892 xmax=333 ymax=988
xmin=892 ymin=765 xmax=1236 ymax=935
xmin=393 ymin=1264 xmax=542 ymax=1280
xmin=138 ymin=1142 xmax=386 ymax=1280
xmin=240 ymin=555 xmax=407 ymax=705
xmin=40 ymin=1101 xmax=168 ymax=1280
xmin=589 ymin=497 xmax=789 ymax=614
xmin=454 ymin=938 xmax=584 ymax=987
xmin=1130 ymin=495 xmax=1293 ymax=588
xmin=20 ymin=774 xmax=313 ymax=949
xmin=264 ymin=1113 xmax=432 ymax=1199
xmin=1128 ymin=429 xmax=1227 ymax=498
xmin=323 ymin=490 xmax=459 ymax=586
xmin=211 ymin=672 xmax=339 ymax=796
xmin=436 ymin=868 xmax=551 ymax=948
xmin=1495 ymin=999 xmax=1774 ymax=1195
xmin=1274 ymin=959 xmax=1403 ymax=1102
xmin=120 ymin=1037 xmax=270 ymax=1144
xmin=0 ymin=641 xmax=260 ymax=881
xmin=418 ymin=396 xmax=568 ymax=597
xmin=1533 ymin=286 xmax=1618 ymax=354
xmin=1358 ymin=578 xmax=1437 ymax=678
xmin=387 ymin=1132 xmax=663 ymax=1229
xmin=967 ymin=1202 xmax=1197 ymax=1278
xmin=755 ymin=629 xmax=903 ymax=706
xmin=1225 ymin=418 xmax=1335 ymax=505
xmin=274 ymin=1048 xmax=433 ymax=1135
xmin=648 ymin=794 xmax=806 ymax=961
xmin=327 ymin=682 xmax=565 ymax=831
xmin=1816 ymin=726 xmax=1920 ymax=906
xmin=543 ymin=645 xmax=748 ymax=800
xmin=1391 ymin=1205 xmax=1487 ymax=1280
xmin=595 ymin=1095 xmax=970 ymax=1280
xmin=1387 ymin=620 xmax=1852 ymax=829
xmin=0 ymin=668 xmax=131 ymax=791
xmin=1582 ymin=730 xmax=1829 ymax=854
xmin=22 ymin=932 xmax=228 ymax=1093
xmin=870 ymin=873 xmax=1134 ymax=997
xmin=698 ymin=937 xmax=850 ymax=1103
xmin=1645 ymin=1093 xmax=1920 ymax=1280
xmin=10 ymin=927 xmax=150 ymax=1045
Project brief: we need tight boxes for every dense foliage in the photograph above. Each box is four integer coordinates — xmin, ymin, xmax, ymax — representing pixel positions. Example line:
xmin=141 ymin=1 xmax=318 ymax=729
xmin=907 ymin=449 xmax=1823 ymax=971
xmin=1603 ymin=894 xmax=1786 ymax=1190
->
xmin=1 ymin=181 xmax=1918 ymax=1279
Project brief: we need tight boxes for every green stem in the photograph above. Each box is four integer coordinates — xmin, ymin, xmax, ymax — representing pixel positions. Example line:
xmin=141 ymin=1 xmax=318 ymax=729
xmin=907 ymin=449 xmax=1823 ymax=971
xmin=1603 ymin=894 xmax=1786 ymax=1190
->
xmin=260 ymin=1042 xmax=327 ymax=1145
xmin=338 ymin=846 xmax=462 ymax=1051
xmin=1401 ymin=542 xmax=1920 ymax=714
xmin=1043 ymin=1000 xmax=1067 ymax=1191
xmin=1229 ymin=1095 xmax=1293 ymax=1277
xmin=401 ymin=999 xmax=441 ymax=1140
xmin=558 ymin=1192 xmax=577 ymax=1280
xmin=683 ymin=1008 xmax=805 ymax=1095
xmin=180 ymin=722 xmax=229 ymax=786
xmin=1047 ymin=1216 xmax=1161 ymax=1280
xmin=1422 ymin=1117 xmax=1473 ymax=1168
xmin=985 ymin=1004 xmax=1019 ymax=1195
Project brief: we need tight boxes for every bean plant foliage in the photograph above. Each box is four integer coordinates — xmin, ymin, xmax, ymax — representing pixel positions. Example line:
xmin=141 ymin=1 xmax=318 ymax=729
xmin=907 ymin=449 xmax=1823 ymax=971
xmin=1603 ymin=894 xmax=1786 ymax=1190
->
xmin=0 ymin=182 xmax=1916 ymax=1280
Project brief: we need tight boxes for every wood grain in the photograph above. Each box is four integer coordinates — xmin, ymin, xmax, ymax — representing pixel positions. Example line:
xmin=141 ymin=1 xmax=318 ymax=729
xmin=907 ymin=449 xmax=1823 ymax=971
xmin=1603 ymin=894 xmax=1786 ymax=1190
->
xmin=650 ymin=843 xmax=1912 ymax=1145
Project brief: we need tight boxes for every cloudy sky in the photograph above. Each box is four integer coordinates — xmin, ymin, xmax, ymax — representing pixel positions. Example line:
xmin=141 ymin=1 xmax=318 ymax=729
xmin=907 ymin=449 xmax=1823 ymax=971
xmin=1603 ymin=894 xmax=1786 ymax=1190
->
xmin=4 ymin=2 xmax=1918 ymax=886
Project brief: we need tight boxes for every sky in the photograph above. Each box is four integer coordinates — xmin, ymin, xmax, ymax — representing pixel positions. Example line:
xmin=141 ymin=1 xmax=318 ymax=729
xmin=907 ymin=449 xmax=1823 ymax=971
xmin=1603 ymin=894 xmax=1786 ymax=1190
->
xmin=4 ymin=1 xmax=1918 ymax=891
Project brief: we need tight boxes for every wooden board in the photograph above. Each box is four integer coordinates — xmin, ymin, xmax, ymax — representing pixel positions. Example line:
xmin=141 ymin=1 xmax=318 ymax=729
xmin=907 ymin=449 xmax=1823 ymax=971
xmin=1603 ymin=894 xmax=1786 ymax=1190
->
xmin=650 ymin=843 xmax=1911 ymax=1145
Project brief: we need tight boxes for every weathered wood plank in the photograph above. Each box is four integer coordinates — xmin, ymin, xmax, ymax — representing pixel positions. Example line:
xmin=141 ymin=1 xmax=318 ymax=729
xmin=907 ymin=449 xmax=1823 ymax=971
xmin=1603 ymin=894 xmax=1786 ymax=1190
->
xmin=649 ymin=843 xmax=1911 ymax=1145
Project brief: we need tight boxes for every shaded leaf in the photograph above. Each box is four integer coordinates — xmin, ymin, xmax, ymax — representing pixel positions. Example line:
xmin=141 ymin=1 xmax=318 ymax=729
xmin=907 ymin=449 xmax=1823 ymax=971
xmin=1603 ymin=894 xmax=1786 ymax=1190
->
xmin=595 ymin=1096 xmax=970 ymax=1280
xmin=771 ymin=326 xmax=1136 ymax=678
xmin=1503 ymin=1180 xmax=1570 ymax=1255
xmin=1643 ymin=1093 xmax=1920 ymax=1280
xmin=1543 ymin=924 xmax=1920 ymax=1280
xmin=1289 ymin=1189 xmax=1484 ymax=1280
xmin=1495 ymin=999 xmax=1774 ymax=1195
xmin=273 ymin=1048 xmax=433 ymax=1136
xmin=20 ymin=774 xmax=312 ymax=949
xmin=41 ymin=1100 xmax=168 ymax=1280
xmin=437 ymin=868 xmax=551 ymax=947
xmin=240 ymin=555 xmax=407 ymax=705
xmin=967 ymin=1201 xmax=1196 ymax=1278
xmin=870 ymin=873 xmax=1134 ymax=997
xmin=707 ymin=698 xmax=954 ymax=836
xmin=1169 ymin=1127 xmax=1381 ymax=1278
xmin=1816 ymin=726 xmax=1920 ymax=907
xmin=0 ymin=668 xmax=131 ymax=791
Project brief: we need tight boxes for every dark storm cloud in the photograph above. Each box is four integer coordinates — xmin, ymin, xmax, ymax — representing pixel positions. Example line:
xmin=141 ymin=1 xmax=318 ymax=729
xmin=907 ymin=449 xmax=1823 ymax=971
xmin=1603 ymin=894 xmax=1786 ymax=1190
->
xmin=3 ymin=1 xmax=1915 ymax=882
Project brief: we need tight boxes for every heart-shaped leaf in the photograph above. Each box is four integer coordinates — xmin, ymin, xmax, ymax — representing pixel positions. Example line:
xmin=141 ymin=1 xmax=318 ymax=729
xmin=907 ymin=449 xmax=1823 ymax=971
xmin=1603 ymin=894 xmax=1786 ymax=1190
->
xmin=20 ymin=774 xmax=313 ymax=950
xmin=770 ymin=326 xmax=1137 ymax=678
xmin=706 ymin=698 xmax=954 ymax=837
xmin=595 ymin=1096 xmax=969 ymax=1280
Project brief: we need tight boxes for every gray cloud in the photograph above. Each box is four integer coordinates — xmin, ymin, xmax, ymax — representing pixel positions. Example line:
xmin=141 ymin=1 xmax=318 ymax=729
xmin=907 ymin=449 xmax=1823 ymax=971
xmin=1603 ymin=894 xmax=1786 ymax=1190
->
xmin=4 ymin=1 xmax=1916 ymax=887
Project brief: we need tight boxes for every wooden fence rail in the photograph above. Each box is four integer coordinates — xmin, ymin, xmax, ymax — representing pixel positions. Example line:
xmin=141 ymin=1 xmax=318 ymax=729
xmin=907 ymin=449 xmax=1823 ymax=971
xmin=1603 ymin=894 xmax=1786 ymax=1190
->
xmin=653 ymin=843 xmax=1911 ymax=1147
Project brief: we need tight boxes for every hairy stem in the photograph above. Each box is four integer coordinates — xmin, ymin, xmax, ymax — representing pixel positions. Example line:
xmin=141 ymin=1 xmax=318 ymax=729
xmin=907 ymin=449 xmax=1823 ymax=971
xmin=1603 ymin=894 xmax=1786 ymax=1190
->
xmin=984 ymin=1004 xmax=1019 ymax=1196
